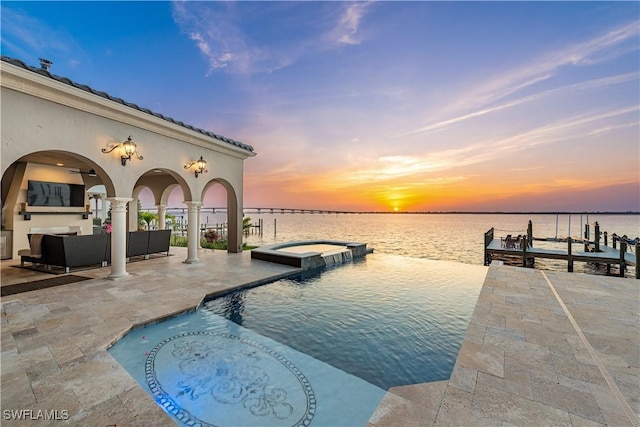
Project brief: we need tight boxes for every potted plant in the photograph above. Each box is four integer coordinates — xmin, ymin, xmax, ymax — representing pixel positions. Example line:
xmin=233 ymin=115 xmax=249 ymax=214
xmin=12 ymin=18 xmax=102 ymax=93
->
xmin=204 ymin=229 xmax=218 ymax=243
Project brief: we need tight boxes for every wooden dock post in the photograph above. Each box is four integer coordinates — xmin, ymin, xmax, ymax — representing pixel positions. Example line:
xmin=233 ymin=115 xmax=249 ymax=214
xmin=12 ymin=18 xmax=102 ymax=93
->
xmin=584 ymin=223 xmax=590 ymax=252
xmin=527 ymin=220 xmax=533 ymax=248
xmin=484 ymin=228 xmax=494 ymax=266
xmin=567 ymin=237 xmax=573 ymax=272
xmin=619 ymin=240 xmax=626 ymax=277
xmin=636 ymin=243 xmax=639 ymax=279
xmin=485 ymin=223 xmax=637 ymax=278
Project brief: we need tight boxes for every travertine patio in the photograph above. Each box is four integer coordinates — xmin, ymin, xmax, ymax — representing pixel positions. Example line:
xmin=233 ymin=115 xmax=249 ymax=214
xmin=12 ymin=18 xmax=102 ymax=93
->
xmin=1 ymin=248 xmax=638 ymax=426
xmin=370 ymin=265 xmax=640 ymax=427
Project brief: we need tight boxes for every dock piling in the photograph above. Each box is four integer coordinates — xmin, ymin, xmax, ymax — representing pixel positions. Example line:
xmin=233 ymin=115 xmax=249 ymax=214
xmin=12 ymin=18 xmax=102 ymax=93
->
xmin=619 ymin=240 xmax=626 ymax=277
xmin=484 ymin=228 xmax=494 ymax=266
xmin=636 ymin=243 xmax=639 ymax=279
xmin=584 ymin=223 xmax=590 ymax=252
xmin=567 ymin=237 xmax=573 ymax=272
xmin=485 ymin=222 xmax=636 ymax=278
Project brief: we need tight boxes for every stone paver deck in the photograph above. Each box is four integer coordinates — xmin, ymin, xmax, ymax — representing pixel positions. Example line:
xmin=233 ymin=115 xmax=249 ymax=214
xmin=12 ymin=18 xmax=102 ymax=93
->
xmin=1 ymin=248 xmax=298 ymax=426
xmin=368 ymin=264 xmax=639 ymax=427
xmin=2 ymin=249 xmax=639 ymax=426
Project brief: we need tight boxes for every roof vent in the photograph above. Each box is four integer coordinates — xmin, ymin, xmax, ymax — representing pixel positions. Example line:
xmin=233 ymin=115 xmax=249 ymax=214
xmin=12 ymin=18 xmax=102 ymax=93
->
xmin=39 ymin=58 xmax=52 ymax=71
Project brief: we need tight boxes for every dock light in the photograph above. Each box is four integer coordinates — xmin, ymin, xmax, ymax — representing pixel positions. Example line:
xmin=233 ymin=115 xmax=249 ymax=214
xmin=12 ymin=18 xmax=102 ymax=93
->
xmin=184 ymin=156 xmax=207 ymax=178
xmin=102 ymin=136 xmax=143 ymax=166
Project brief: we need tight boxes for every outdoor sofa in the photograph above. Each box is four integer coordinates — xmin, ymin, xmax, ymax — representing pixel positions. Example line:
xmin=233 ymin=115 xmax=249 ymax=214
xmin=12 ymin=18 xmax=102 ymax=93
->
xmin=104 ymin=230 xmax=172 ymax=263
xmin=21 ymin=233 xmax=109 ymax=273
xmin=126 ymin=230 xmax=172 ymax=259
xmin=21 ymin=230 xmax=171 ymax=272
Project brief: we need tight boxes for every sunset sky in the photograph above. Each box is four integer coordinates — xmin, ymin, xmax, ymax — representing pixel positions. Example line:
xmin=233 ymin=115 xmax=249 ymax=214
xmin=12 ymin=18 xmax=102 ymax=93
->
xmin=2 ymin=1 xmax=639 ymax=212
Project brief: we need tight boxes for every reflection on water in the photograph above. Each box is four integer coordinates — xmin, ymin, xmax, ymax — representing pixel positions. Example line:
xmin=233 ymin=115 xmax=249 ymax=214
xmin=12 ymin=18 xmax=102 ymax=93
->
xmin=221 ymin=292 xmax=246 ymax=326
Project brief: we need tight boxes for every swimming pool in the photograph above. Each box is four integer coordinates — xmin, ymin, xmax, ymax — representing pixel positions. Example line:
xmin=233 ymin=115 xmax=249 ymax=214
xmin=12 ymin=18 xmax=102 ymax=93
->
xmin=108 ymin=254 xmax=487 ymax=426
xmin=204 ymin=254 xmax=487 ymax=389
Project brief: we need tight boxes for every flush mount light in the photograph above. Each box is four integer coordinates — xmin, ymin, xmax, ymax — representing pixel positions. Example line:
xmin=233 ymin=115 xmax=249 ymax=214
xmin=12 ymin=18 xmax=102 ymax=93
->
xmin=102 ymin=136 xmax=143 ymax=166
xmin=184 ymin=155 xmax=207 ymax=178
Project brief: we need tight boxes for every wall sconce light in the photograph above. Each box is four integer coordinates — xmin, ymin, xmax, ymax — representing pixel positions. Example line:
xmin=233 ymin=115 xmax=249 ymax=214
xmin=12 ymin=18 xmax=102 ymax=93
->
xmin=101 ymin=136 xmax=143 ymax=166
xmin=184 ymin=155 xmax=207 ymax=178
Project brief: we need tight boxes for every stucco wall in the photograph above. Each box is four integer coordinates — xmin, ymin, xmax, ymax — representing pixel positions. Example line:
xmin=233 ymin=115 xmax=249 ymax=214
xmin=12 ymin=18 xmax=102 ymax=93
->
xmin=1 ymin=60 xmax=254 ymax=258
xmin=1 ymin=86 xmax=246 ymax=197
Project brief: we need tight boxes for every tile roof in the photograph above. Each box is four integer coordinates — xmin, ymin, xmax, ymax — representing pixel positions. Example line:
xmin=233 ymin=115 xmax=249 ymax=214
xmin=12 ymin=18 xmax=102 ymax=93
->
xmin=1 ymin=56 xmax=254 ymax=153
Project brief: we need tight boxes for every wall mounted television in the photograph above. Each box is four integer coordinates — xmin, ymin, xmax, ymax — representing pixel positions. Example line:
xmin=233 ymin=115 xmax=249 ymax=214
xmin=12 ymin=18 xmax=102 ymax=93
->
xmin=27 ymin=180 xmax=85 ymax=207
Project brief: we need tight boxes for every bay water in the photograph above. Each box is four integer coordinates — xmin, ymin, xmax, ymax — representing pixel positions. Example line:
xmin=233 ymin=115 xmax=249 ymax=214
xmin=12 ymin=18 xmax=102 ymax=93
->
xmin=168 ymin=211 xmax=639 ymax=275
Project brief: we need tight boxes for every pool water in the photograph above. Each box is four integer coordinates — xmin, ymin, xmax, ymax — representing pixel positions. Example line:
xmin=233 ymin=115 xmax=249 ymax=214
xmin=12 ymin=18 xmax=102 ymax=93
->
xmin=276 ymin=243 xmax=349 ymax=254
xmin=204 ymin=254 xmax=487 ymax=390
xmin=109 ymin=308 xmax=386 ymax=427
xmin=108 ymin=254 xmax=487 ymax=426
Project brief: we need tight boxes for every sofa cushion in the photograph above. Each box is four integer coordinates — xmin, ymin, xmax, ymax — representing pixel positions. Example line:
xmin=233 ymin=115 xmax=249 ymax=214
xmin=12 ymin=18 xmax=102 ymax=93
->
xmin=61 ymin=234 xmax=108 ymax=267
xmin=127 ymin=231 xmax=150 ymax=257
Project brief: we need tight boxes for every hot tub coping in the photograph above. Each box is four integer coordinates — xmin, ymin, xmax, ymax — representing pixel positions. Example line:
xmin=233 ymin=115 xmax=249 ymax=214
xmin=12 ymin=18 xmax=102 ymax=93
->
xmin=251 ymin=240 xmax=371 ymax=269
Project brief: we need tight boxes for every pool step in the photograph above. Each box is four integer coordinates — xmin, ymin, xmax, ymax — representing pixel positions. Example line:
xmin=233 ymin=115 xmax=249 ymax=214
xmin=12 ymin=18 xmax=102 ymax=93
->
xmin=367 ymin=380 xmax=448 ymax=426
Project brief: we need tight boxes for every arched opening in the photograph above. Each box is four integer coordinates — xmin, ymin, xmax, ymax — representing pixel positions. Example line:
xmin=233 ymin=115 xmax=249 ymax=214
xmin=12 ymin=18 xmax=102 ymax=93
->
xmin=131 ymin=168 xmax=191 ymax=232
xmin=87 ymin=184 xmax=109 ymax=232
xmin=202 ymin=179 xmax=241 ymax=253
xmin=1 ymin=150 xmax=114 ymax=260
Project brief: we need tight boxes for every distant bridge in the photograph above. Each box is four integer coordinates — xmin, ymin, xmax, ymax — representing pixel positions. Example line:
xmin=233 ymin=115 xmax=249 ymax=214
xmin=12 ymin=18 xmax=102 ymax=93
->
xmin=152 ymin=207 xmax=364 ymax=215
xmin=244 ymin=207 xmax=363 ymax=214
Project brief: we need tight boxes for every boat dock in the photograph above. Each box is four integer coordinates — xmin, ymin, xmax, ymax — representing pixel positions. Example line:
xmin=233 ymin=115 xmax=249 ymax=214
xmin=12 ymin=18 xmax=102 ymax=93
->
xmin=484 ymin=222 xmax=639 ymax=279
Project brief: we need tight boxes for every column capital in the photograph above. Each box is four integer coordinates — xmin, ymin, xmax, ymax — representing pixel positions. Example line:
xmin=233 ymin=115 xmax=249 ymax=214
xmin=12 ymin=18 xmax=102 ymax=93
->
xmin=183 ymin=201 xmax=203 ymax=209
xmin=155 ymin=204 xmax=167 ymax=210
xmin=107 ymin=197 xmax=132 ymax=211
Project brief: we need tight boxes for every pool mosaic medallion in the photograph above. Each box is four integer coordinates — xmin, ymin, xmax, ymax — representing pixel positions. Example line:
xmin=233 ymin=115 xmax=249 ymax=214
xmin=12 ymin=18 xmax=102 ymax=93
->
xmin=145 ymin=331 xmax=315 ymax=427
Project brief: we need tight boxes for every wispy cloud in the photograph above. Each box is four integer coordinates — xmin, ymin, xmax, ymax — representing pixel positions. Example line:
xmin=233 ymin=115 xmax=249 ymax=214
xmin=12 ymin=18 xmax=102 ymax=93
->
xmin=465 ymin=105 xmax=640 ymax=162
xmin=401 ymin=72 xmax=639 ymax=136
xmin=467 ymin=21 xmax=640 ymax=109
xmin=341 ymin=105 xmax=640 ymax=187
xmin=0 ymin=6 xmax=86 ymax=68
xmin=438 ymin=20 xmax=640 ymax=117
xmin=329 ymin=2 xmax=373 ymax=45
xmin=171 ymin=1 xmax=374 ymax=75
xmin=586 ymin=120 xmax=640 ymax=137
xmin=172 ymin=2 xmax=255 ymax=73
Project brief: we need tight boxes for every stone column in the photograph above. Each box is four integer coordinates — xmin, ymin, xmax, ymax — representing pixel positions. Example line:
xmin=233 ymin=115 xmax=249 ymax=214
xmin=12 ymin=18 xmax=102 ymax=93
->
xmin=197 ymin=204 xmax=203 ymax=248
xmin=184 ymin=201 xmax=202 ymax=264
xmin=100 ymin=194 xmax=107 ymax=222
xmin=156 ymin=205 xmax=167 ymax=230
xmin=108 ymin=197 xmax=132 ymax=279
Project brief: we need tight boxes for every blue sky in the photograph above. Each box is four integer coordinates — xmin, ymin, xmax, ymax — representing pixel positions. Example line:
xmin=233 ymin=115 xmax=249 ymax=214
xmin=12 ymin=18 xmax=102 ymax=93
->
xmin=2 ymin=1 xmax=639 ymax=212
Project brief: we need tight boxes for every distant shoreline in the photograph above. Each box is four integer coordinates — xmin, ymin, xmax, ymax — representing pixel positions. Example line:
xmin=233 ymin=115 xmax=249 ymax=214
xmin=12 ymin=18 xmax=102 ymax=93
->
xmin=151 ymin=208 xmax=640 ymax=216
xmin=360 ymin=211 xmax=640 ymax=215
